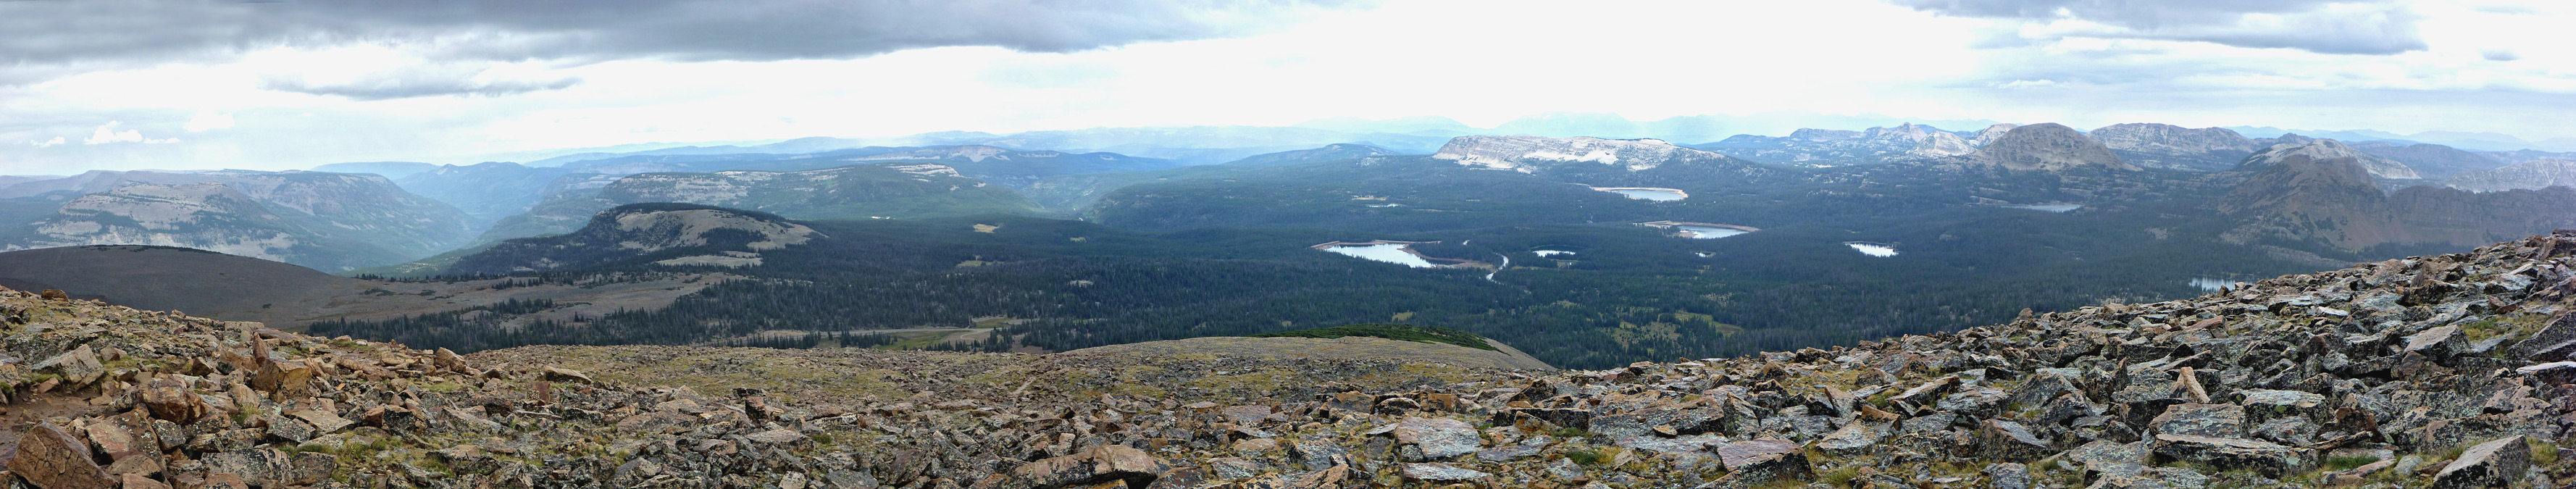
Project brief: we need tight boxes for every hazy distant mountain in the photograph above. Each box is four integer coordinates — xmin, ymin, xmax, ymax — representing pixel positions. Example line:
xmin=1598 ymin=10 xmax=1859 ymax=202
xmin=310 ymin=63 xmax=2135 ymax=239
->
xmin=2403 ymin=130 xmax=2535 ymax=151
xmin=965 ymin=126 xmax=1452 ymax=156
xmin=2476 ymin=149 xmax=2576 ymax=164
xmin=512 ymin=127 xmax=1454 ymax=169
xmin=2444 ymin=159 xmax=2576 ymax=193
xmin=2236 ymin=140 xmax=2420 ymax=180
xmin=1432 ymin=135 xmax=1737 ymax=173
xmin=2346 ymin=141 xmax=2506 ymax=178
xmin=1965 ymin=123 xmax=2138 ymax=172
xmin=847 ymin=145 xmax=1184 ymax=187
xmin=2222 ymin=126 xmax=2549 ymax=151
xmin=477 ymin=164 xmax=1037 ymax=241
xmin=1014 ymin=143 xmax=1398 ymax=212
xmin=1292 ymin=116 xmax=1478 ymax=135
xmin=521 ymin=136 xmax=895 ymax=167
xmin=1492 ymin=112 xmax=1648 ymax=139
xmin=1224 ymin=143 xmax=1400 ymax=167
xmin=1481 ymin=112 xmax=2007 ymax=144
xmin=310 ymin=162 xmax=440 ymax=179
xmin=1691 ymin=123 xmax=1973 ymax=167
xmin=0 ymin=171 xmax=474 ymax=269
xmin=393 ymin=162 xmax=588 ymax=226
xmin=2087 ymin=123 xmax=2261 ymax=172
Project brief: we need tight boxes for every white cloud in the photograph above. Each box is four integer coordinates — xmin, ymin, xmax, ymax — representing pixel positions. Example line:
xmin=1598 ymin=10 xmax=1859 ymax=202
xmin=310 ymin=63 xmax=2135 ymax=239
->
xmin=81 ymin=121 xmax=179 ymax=145
xmin=83 ymin=122 xmax=142 ymax=145
xmin=184 ymin=112 xmax=235 ymax=132
xmin=28 ymin=137 xmax=65 ymax=148
xmin=1 ymin=0 xmax=2573 ymax=172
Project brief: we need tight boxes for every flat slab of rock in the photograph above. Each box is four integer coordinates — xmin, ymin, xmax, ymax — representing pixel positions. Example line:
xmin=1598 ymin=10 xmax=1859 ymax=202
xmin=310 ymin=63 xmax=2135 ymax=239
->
xmin=1398 ymin=462 xmax=1492 ymax=482
xmin=2065 ymin=440 xmax=2149 ymax=472
xmin=2149 ymin=403 xmax=2246 ymax=438
xmin=1816 ymin=422 xmax=1891 ymax=455
xmin=1385 ymin=417 xmax=1482 ymax=461
xmin=2235 ymin=389 xmax=2325 ymax=422
xmin=1713 ymin=438 xmax=1812 ymax=487
xmin=2151 ymin=433 xmax=2309 ymax=477
xmin=998 ymin=445 xmax=1169 ymax=489
xmin=1616 ymin=434 xmax=1723 ymax=455
xmin=2406 ymin=325 xmax=2466 ymax=357
xmin=2433 ymin=436 xmax=2530 ymax=489
xmin=1219 ymin=405 xmax=1271 ymax=427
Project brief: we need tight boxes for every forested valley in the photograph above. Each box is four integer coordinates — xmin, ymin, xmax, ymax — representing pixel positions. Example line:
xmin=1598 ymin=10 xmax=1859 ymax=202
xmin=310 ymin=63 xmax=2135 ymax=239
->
xmin=310 ymin=155 xmax=2336 ymax=369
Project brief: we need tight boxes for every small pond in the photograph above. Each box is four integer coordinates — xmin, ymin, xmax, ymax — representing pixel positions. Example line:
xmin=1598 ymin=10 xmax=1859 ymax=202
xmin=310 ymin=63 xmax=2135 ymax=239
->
xmin=1674 ymin=225 xmax=1749 ymax=239
xmin=1591 ymin=187 xmax=1688 ymax=201
xmin=1319 ymin=243 xmax=1437 ymax=268
xmin=1845 ymin=242 xmax=1899 ymax=257
xmin=2004 ymin=204 xmax=2082 ymax=213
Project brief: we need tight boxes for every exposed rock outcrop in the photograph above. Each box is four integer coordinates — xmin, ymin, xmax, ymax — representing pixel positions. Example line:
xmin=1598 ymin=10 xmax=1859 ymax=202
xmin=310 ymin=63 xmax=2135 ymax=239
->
xmin=1968 ymin=123 xmax=2141 ymax=171
xmin=2240 ymin=140 xmax=2425 ymax=180
xmin=1692 ymin=123 xmax=1974 ymax=167
xmin=2091 ymin=123 xmax=2264 ymax=172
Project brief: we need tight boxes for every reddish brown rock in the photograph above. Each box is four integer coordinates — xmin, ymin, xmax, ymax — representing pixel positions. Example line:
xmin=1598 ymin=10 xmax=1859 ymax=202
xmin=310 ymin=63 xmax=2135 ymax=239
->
xmin=9 ymin=422 xmax=117 ymax=489
xmin=997 ymin=445 xmax=1170 ymax=489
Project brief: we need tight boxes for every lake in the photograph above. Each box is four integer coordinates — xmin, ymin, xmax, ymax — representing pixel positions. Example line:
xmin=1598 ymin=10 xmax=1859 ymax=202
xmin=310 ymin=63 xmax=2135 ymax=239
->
xmin=1673 ymin=225 xmax=1749 ymax=239
xmin=1591 ymin=187 xmax=1688 ymax=201
xmin=1845 ymin=243 xmax=1899 ymax=257
xmin=1320 ymin=243 xmax=1437 ymax=267
xmin=2189 ymin=277 xmax=2243 ymax=292
xmin=2004 ymin=204 xmax=2082 ymax=213
xmin=1533 ymin=250 xmax=1575 ymax=256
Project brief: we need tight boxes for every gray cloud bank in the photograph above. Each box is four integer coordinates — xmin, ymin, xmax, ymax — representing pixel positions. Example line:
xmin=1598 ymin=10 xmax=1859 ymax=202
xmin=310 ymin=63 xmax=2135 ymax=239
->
xmin=0 ymin=0 xmax=1363 ymax=97
xmin=1892 ymin=0 xmax=2427 ymax=55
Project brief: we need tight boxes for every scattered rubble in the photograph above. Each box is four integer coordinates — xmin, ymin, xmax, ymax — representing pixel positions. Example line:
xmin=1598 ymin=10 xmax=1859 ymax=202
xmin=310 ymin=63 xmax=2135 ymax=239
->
xmin=4 ymin=233 xmax=2576 ymax=488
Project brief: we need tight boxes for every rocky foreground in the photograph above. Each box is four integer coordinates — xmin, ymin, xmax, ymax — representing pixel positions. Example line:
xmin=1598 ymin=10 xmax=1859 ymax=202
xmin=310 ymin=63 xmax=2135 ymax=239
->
xmin=5 ymin=235 xmax=2576 ymax=489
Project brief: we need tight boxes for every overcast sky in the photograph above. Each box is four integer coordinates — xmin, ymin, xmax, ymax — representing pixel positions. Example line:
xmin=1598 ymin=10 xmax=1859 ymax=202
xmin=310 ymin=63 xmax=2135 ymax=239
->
xmin=4 ymin=0 xmax=2570 ymax=172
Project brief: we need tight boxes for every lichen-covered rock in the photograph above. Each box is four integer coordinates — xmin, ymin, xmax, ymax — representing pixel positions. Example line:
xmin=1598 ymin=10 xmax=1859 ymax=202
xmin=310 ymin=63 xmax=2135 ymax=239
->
xmin=2151 ymin=433 xmax=2310 ymax=477
xmin=998 ymin=445 xmax=1169 ymax=489
xmin=1379 ymin=417 xmax=1482 ymax=461
xmin=1816 ymin=422 xmax=1891 ymax=455
xmin=2237 ymin=389 xmax=2326 ymax=422
xmin=2432 ymin=436 xmax=2531 ymax=488
xmin=1397 ymin=462 xmax=1492 ymax=483
xmin=2150 ymin=403 xmax=2247 ymax=438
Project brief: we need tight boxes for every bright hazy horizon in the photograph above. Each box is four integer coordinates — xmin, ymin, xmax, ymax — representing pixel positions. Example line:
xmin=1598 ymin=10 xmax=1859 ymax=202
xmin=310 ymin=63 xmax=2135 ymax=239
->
xmin=5 ymin=0 xmax=2573 ymax=172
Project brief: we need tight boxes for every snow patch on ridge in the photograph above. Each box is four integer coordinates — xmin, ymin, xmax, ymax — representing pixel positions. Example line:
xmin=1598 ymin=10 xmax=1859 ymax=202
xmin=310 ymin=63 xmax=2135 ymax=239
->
xmin=1433 ymin=135 xmax=1713 ymax=172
